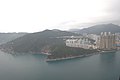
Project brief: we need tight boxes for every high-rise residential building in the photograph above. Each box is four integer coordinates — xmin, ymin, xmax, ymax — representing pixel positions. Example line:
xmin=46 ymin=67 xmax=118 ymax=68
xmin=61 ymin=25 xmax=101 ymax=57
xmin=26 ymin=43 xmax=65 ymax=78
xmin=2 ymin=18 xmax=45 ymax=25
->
xmin=98 ymin=32 xmax=116 ymax=50
xmin=115 ymin=33 xmax=120 ymax=50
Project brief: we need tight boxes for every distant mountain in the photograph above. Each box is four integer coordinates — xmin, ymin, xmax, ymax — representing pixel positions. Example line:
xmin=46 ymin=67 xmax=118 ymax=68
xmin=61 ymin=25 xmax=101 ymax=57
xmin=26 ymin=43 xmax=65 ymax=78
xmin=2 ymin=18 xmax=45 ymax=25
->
xmin=0 ymin=33 xmax=27 ymax=45
xmin=70 ymin=23 xmax=120 ymax=34
xmin=0 ymin=30 xmax=79 ymax=53
xmin=69 ymin=29 xmax=80 ymax=32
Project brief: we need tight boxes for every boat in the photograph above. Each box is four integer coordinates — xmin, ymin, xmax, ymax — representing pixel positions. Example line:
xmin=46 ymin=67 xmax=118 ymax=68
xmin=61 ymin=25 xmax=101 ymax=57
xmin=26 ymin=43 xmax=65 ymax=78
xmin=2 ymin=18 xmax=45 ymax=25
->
xmin=41 ymin=52 xmax=51 ymax=55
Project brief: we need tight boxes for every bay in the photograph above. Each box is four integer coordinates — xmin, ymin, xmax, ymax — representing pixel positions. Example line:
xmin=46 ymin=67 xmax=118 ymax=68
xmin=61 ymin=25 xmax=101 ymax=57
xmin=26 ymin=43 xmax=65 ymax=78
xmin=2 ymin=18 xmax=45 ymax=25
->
xmin=0 ymin=51 xmax=120 ymax=80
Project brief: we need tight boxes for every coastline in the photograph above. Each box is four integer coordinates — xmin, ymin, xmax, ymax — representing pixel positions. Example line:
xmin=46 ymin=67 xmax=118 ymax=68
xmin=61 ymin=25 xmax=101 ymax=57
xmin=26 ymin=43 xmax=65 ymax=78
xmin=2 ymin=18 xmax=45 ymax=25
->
xmin=46 ymin=52 xmax=99 ymax=62
xmin=46 ymin=50 xmax=118 ymax=62
xmin=101 ymin=50 xmax=117 ymax=53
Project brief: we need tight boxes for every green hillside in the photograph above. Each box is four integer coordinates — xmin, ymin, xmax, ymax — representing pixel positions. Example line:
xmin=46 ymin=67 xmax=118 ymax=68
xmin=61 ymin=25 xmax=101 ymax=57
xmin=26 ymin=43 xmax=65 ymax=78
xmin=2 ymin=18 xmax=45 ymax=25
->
xmin=0 ymin=30 xmax=79 ymax=53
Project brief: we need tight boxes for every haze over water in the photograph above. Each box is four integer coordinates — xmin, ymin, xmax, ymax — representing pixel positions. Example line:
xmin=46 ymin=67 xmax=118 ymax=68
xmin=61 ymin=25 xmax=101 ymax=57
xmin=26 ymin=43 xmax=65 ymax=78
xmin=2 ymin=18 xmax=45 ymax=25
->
xmin=0 ymin=51 xmax=120 ymax=80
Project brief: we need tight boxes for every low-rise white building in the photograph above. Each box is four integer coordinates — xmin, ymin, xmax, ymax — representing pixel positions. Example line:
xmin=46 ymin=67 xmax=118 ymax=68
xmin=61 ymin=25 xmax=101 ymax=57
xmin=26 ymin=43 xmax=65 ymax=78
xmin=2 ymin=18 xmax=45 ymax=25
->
xmin=66 ymin=37 xmax=96 ymax=49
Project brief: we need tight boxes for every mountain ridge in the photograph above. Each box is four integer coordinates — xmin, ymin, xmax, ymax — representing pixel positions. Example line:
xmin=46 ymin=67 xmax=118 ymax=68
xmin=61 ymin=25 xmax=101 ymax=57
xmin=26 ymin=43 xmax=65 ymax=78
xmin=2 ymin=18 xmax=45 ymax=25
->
xmin=69 ymin=23 xmax=120 ymax=34
xmin=0 ymin=33 xmax=27 ymax=45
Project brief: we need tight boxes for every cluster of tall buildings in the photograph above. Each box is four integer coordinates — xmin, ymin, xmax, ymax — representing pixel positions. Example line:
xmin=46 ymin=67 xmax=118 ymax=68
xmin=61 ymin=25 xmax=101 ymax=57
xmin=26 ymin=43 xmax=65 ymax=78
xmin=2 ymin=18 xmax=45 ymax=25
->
xmin=65 ymin=32 xmax=120 ymax=50
xmin=97 ymin=32 xmax=116 ymax=50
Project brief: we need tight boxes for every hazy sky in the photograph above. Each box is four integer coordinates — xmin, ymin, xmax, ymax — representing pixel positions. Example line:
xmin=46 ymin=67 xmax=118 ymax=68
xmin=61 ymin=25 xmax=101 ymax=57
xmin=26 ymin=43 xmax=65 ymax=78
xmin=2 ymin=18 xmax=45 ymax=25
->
xmin=0 ymin=0 xmax=119 ymax=32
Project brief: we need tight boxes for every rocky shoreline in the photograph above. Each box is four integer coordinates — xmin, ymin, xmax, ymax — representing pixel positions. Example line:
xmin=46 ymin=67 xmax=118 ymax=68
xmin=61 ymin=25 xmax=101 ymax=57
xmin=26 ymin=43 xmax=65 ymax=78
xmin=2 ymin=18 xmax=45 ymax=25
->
xmin=46 ymin=52 xmax=99 ymax=62
xmin=46 ymin=49 xmax=118 ymax=62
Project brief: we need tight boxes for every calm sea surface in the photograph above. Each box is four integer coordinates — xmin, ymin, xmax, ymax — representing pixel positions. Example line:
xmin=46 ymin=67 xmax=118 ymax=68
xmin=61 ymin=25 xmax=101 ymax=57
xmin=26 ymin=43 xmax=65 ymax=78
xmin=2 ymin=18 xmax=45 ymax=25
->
xmin=0 ymin=51 xmax=120 ymax=80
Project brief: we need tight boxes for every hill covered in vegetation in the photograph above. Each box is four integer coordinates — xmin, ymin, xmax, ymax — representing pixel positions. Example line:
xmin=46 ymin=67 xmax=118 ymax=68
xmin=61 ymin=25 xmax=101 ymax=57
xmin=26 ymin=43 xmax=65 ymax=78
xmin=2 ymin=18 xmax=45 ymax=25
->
xmin=0 ymin=30 xmax=79 ymax=54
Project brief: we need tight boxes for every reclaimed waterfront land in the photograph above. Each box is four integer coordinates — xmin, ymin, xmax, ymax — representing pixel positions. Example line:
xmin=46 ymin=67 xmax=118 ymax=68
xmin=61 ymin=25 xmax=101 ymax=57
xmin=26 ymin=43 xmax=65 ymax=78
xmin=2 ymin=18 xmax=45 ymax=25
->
xmin=46 ymin=45 xmax=99 ymax=61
